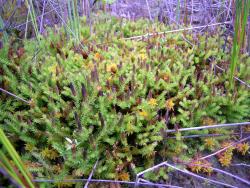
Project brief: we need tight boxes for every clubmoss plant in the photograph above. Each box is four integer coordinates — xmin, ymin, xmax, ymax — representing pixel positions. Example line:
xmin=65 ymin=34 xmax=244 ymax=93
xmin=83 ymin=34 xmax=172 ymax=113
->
xmin=0 ymin=15 xmax=249 ymax=183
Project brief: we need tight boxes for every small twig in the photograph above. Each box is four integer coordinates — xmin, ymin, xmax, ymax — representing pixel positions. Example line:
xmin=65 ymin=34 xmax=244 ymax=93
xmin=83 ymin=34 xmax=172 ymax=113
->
xmin=84 ymin=159 xmax=99 ymax=188
xmin=188 ymin=163 xmax=250 ymax=186
xmin=136 ymin=161 xmax=166 ymax=177
xmin=39 ymin=0 xmax=47 ymax=33
xmin=124 ymin=21 xmax=231 ymax=40
xmin=138 ymin=178 xmax=152 ymax=184
xmin=181 ymin=34 xmax=194 ymax=46
xmin=166 ymin=132 xmax=250 ymax=139
xmin=0 ymin=87 xmax=30 ymax=104
xmin=214 ymin=65 xmax=250 ymax=88
xmin=165 ymin=122 xmax=250 ymax=133
xmin=135 ymin=160 xmax=172 ymax=187
xmin=231 ymin=163 xmax=250 ymax=168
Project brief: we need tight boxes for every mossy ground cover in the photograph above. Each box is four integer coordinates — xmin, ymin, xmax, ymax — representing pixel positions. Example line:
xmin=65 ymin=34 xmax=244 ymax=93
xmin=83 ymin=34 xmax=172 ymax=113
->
xmin=0 ymin=15 xmax=249 ymax=186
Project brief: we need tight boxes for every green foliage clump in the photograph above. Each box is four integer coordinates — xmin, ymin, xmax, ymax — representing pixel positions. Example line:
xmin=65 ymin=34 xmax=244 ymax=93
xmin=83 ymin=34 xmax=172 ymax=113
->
xmin=0 ymin=15 xmax=249 ymax=183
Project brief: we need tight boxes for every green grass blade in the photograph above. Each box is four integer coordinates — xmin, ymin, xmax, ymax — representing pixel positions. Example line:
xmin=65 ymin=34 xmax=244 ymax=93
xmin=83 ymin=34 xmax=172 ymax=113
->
xmin=0 ymin=128 xmax=35 ymax=188
xmin=25 ymin=0 xmax=40 ymax=40
xmin=0 ymin=153 xmax=26 ymax=187
xmin=67 ymin=0 xmax=80 ymax=43
xmin=229 ymin=0 xmax=250 ymax=89
xmin=0 ymin=15 xmax=8 ymax=43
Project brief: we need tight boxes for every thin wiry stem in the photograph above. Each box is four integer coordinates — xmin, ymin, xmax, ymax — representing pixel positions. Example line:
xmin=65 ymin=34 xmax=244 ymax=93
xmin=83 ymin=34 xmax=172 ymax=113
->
xmin=138 ymin=178 xmax=152 ymax=184
xmin=136 ymin=161 xmax=166 ymax=178
xmin=166 ymin=132 xmax=250 ymax=139
xmin=165 ymin=122 xmax=250 ymax=133
xmin=188 ymin=163 xmax=250 ymax=186
xmin=84 ymin=159 xmax=98 ymax=188
xmin=39 ymin=0 xmax=47 ymax=33
xmin=231 ymin=163 xmax=250 ymax=167
xmin=124 ymin=21 xmax=231 ymax=40
xmin=0 ymin=87 xmax=30 ymax=104
xmin=214 ymin=65 xmax=250 ymax=88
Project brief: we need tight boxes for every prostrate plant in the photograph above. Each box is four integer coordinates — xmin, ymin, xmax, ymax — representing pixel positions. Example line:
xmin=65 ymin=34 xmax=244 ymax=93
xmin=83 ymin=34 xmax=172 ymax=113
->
xmin=0 ymin=16 xmax=249 ymax=185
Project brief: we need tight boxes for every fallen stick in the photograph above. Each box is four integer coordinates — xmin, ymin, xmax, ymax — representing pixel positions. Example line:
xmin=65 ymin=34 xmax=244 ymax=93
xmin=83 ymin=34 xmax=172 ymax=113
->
xmin=0 ymin=87 xmax=30 ymax=104
xmin=124 ymin=21 xmax=231 ymax=40
xmin=214 ymin=65 xmax=250 ymax=88
xmin=231 ymin=163 xmax=250 ymax=168
xmin=166 ymin=132 xmax=250 ymax=139
xmin=165 ymin=122 xmax=250 ymax=133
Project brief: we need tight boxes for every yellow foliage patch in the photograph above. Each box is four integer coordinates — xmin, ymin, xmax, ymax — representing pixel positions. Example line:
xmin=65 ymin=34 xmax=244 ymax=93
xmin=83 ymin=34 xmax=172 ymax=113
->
xmin=107 ymin=63 xmax=118 ymax=73
xmin=41 ymin=148 xmax=59 ymax=160
xmin=204 ymin=138 xmax=216 ymax=150
xmin=138 ymin=110 xmax=148 ymax=118
xmin=166 ymin=98 xmax=174 ymax=111
xmin=148 ymin=98 xmax=157 ymax=106
xmin=117 ymin=172 xmax=130 ymax=181
xmin=236 ymin=143 xmax=249 ymax=155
